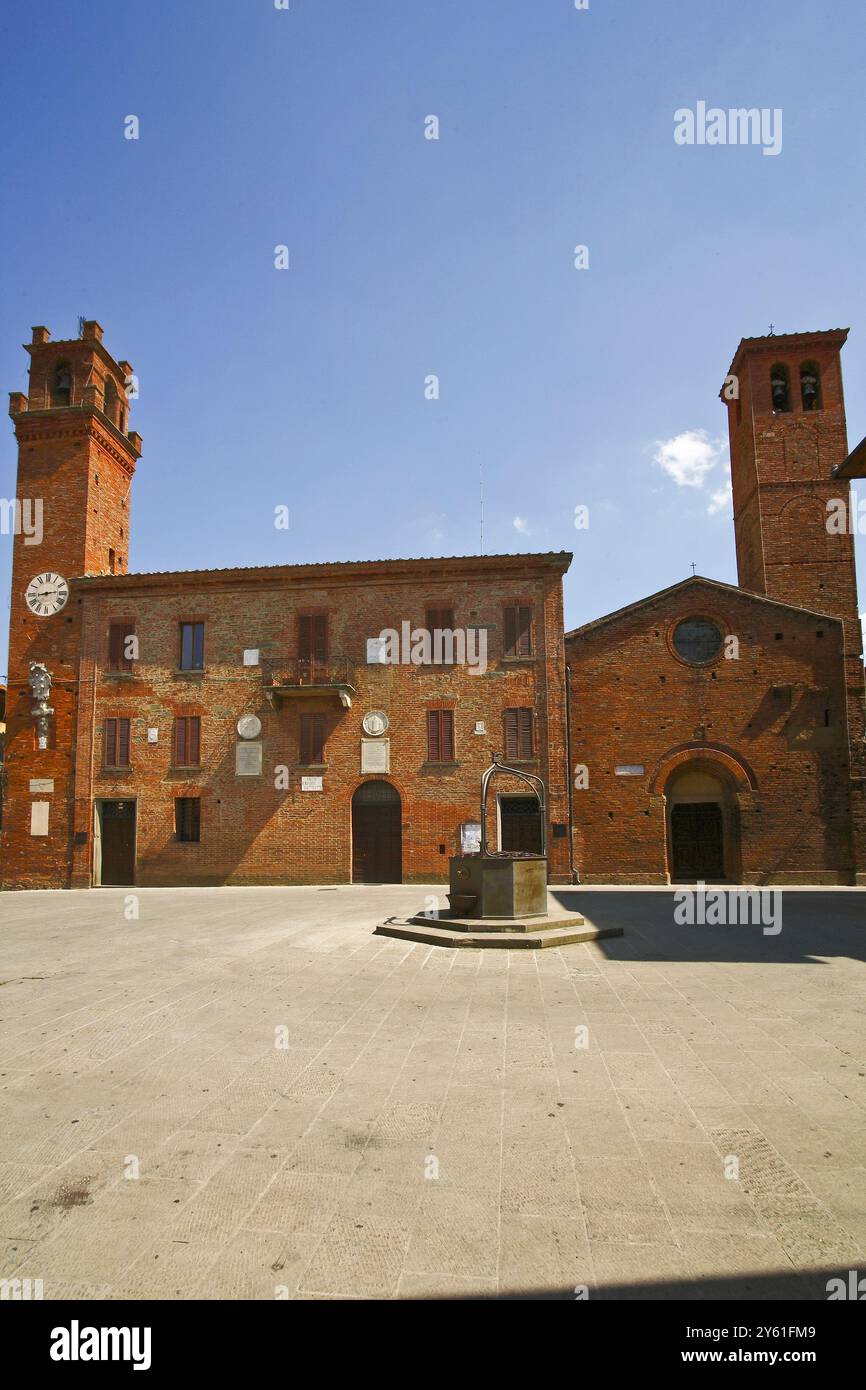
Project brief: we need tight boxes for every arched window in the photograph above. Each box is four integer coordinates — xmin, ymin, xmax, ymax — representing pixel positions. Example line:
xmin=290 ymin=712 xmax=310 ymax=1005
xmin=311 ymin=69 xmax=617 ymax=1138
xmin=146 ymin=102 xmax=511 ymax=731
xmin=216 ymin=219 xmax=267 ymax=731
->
xmin=103 ymin=376 xmax=118 ymax=424
xmin=800 ymin=361 xmax=822 ymax=412
xmin=52 ymin=362 xmax=72 ymax=407
xmin=770 ymin=363 xmax=791 ymax=413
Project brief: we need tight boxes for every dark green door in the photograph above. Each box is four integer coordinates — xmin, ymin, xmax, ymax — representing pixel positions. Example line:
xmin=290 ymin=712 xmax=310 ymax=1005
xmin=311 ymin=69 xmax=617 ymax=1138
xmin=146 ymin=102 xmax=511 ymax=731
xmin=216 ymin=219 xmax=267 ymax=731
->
xmin=671 ymin=802 xmax=724 ymax=879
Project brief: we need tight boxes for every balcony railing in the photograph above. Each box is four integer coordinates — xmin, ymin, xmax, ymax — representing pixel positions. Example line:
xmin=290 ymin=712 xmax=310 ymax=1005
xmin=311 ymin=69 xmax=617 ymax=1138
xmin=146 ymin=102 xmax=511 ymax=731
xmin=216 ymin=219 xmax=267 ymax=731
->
xmin=261 ymin=655 xmax=356 ymax=707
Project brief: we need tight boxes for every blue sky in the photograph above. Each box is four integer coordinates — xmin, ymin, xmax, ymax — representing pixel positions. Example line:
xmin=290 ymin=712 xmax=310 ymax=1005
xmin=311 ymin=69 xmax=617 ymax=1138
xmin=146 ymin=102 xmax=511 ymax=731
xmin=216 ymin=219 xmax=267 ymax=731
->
xmin=1 ymin=0 xmax=865 ymax=679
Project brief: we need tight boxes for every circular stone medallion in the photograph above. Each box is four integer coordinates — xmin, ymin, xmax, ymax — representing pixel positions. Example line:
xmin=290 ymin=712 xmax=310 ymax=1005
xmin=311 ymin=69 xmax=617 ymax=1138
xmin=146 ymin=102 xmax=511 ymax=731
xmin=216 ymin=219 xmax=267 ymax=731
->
xmin=237 ymin=714 xmax=262 ymax=740
xmin=362 ymin=710 xmax=390 ymax=737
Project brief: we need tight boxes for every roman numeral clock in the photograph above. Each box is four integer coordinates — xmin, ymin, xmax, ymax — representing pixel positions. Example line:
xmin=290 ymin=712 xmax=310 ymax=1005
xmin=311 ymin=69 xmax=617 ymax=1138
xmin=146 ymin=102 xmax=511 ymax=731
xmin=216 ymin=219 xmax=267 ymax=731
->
xmin=25 ymin=572 xmax=69 ymax=617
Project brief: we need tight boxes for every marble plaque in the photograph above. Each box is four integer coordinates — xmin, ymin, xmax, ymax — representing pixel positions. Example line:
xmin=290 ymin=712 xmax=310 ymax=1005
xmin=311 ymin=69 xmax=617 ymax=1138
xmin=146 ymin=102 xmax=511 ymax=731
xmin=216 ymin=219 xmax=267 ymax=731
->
xmin=236 ymin=742 xmax=263 ymax=776
xmin=361 ymin=738 xmax=390 ymax=774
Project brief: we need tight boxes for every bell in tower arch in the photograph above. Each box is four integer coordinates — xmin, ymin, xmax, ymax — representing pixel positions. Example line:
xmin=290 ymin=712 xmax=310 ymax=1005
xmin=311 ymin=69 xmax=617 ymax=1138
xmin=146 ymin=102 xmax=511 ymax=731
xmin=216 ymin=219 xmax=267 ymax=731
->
xmin=770 ymin=363 xmax=791 ymax=413
xmin=800 ymin=362 xmax=821 ymax=411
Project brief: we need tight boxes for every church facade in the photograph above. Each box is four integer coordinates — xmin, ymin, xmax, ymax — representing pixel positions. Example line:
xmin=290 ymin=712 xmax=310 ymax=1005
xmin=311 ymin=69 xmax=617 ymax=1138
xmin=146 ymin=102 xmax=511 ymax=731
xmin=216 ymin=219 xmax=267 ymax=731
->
xmin=2 ymin=322 xmax=865 ymax=889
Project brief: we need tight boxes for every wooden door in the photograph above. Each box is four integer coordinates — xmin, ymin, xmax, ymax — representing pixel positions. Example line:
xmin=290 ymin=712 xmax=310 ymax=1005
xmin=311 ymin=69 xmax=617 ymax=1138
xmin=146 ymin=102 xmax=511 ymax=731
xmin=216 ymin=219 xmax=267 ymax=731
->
xmin=100 ymin=801 xmax=136 ymax=885
xmin=500 ymin=796 xmax=542 ymax=854
xmin=352 ymin=782 xmax=402 ymax=883
xmin=671 ymin=802 xmax=724 ymax=880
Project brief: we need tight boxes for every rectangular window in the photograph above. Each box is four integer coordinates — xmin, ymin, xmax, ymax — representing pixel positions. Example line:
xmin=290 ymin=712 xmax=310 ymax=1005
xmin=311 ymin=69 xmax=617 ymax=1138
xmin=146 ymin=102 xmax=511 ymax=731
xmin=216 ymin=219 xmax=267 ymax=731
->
xmin=503 ymin=708 xmax=534 ymax=760
xmin=427 ymin=709 xmax=455 ymax=763
xmin=426 ymin=607 xmax=455 ymax=634
xmin=300 ymin=713 xmax=325 ymax=765
xmin=103 ymin=718 xmax=131 ymax=768
xmin=108 ymin=622 xmax=135 ymax=672
xmin=175 ymin=797 xmax=200 ymax=843
xmin=179 ymin=622 xmax=205 ymax=671
xmin=173 ymin=716 xmax=201 ymax=767
xmin=425 ymin=608 xmax=456 ymax=664
xmin=299 ymin=614 xmax=328 ymax=674
xmin=504 ymin=605 xmax=533 ymax=658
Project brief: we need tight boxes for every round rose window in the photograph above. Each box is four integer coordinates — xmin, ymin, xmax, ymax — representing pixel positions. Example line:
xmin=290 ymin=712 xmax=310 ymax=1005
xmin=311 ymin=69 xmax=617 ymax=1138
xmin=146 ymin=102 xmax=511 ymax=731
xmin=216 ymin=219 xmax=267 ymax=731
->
xmin=673 ymin=617 xmax=723 ymax=664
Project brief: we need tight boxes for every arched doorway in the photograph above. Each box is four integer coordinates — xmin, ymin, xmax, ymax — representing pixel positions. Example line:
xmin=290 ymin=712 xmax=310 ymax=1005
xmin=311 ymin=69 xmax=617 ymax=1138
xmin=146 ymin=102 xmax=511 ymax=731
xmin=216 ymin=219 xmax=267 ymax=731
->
xmin=351 ymin=780 xmax=402 ymax=883
xmin=666 ymin=764 xmax=733 ymax=881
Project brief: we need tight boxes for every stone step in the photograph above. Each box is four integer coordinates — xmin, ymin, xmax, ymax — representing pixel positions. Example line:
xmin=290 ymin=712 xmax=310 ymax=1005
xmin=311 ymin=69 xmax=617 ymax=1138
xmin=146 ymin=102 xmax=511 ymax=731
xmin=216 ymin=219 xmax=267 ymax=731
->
xmin=374 ymin=920 xmax=623 ymax=950
xmin=409 ymin=912 xmax=586 ymax=934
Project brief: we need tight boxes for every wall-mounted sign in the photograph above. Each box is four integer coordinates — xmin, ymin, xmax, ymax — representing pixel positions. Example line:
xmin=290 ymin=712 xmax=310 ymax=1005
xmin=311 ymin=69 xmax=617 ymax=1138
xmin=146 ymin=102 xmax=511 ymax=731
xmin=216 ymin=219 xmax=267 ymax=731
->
xmin=237 ymin=714 xmax=262 ymax=740
xmin=615 ymin=765 xmax=645 ymax=777
xmin=29 ymin=778 xmax=54 ymax=793
xmin=460 ymin=821 xmax=482 ymax=854
xmin=243 ymin=649 xmax=260 ymax=667
xmin=147 ymin=728 xmax=159 ymax=744
xmin=301 ymin=775 xmax=323 ymax=792
xmin=236 ymin=742 xmax=263 ymax=776
xmin=30 ymin=802 xmax=49 ymax=836
xmin=361 ymin=738 xmax=390 ymax=774
xmin=474 ymin=721 xmax=486 ymax=735
xmin=362 ymin=710 xmax=389 ymax=737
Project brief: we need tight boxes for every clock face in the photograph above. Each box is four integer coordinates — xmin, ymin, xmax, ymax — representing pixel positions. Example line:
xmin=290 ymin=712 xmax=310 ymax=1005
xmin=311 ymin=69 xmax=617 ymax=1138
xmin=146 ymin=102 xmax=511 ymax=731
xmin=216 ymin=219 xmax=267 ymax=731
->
xmin=25 ymin=572 xmax=69 ymax=617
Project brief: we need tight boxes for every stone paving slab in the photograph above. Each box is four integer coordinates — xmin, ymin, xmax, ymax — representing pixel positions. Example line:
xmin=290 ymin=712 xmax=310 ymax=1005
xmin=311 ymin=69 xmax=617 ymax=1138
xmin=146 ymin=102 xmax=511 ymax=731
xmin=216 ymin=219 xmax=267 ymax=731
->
xmin=0 ymin=883 xmax=865 ymax=1299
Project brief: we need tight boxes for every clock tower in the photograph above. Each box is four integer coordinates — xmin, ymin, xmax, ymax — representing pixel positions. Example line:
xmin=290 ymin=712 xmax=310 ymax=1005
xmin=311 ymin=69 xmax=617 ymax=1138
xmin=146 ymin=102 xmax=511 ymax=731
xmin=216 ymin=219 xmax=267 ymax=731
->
xmin=2 ymin=322 xmax=142 ymax=888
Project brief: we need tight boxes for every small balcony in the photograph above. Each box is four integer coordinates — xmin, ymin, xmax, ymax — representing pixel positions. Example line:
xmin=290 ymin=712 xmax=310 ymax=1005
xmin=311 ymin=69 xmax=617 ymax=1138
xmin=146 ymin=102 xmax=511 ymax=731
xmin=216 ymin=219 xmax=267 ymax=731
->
xmin=262 ymin=655 xmax=356 ymax=708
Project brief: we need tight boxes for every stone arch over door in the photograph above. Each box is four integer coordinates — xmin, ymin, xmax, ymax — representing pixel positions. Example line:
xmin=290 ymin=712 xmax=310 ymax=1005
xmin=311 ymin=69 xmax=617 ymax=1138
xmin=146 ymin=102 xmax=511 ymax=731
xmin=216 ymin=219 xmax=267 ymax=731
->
xmin=663 ymin=760 xmax=744 ymax=883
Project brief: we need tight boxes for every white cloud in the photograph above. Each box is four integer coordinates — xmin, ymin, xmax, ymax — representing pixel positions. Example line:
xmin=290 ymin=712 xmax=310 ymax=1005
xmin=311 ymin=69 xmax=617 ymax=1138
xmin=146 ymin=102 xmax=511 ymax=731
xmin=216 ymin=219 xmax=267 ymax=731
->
xmin=708 ymin=471 xmax=733 ymax=517
xmin=708 ymin=482 xmax=733 ymax=516
xmin=654 ymin=429 xmax=726 ymax=490
xmin=513 ymin=516 xmax=530 ymax=535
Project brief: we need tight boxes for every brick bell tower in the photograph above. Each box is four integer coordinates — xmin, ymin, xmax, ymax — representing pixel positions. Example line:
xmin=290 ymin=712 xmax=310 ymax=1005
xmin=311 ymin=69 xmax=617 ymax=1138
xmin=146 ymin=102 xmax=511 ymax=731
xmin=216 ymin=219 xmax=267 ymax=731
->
xmin=2 ymin=322 xmax=142 ymax=888
xmin=722 ymin=327 xmax=866 ymax=878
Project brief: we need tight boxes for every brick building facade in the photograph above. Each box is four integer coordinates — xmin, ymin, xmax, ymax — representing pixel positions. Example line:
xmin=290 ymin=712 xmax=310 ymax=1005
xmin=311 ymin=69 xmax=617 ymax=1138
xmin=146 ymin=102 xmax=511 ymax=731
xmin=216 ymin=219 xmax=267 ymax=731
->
xmin=567 ymin=330 xmax=866 ymax=884
xmin=1 ymin=322 xmax=865 ymax=888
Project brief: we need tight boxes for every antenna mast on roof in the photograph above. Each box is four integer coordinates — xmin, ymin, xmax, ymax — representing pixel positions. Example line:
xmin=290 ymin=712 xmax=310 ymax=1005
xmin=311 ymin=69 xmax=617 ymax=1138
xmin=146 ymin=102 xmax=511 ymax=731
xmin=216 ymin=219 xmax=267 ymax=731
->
xmin=479 ymin=460 xmax=484 ymax=555
xmin=78 ymin=316 xmax=86 ymax=338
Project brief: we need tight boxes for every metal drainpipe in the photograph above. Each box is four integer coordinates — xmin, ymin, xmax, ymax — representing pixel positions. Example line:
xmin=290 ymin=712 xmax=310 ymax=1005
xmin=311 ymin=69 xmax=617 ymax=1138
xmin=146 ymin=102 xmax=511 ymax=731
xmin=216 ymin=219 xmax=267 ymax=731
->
xmin=565 ymin=662 xmax=580 ymax=883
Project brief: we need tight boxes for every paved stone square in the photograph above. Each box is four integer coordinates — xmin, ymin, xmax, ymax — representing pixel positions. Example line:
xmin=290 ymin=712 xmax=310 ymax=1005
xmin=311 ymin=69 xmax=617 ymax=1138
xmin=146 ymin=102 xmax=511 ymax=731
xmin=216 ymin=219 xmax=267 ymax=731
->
xmin=1 ymin=885 xmax=865 ymax=1300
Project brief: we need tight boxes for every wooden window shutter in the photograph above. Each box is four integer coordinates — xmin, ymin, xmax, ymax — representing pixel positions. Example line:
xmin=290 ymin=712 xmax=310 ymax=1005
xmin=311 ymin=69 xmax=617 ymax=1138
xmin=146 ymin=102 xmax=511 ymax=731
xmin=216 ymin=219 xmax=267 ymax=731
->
xmin=441 ymin=709 xmax=454 ymax=761
xmin=300 ymin=615 xmax=328 ymax=664
xmin=300 ymin=714 xmax=324 ymax=764
xmin=118 ymin=718 xmax=130 ymax=767
xmin=104 ymin=719 xmax=116 ymax=766
xmin=426 ymin=608 xmax=454 ymax=632
xmin=427 ymin=711 xmax=440 ymax=762
xmin=108 ymin=623 xmax=134 ymax=672
xmin=518 ymin=707 xmax=533 ymax=757
xmin=174 ymin=717 xmax=186 ymax=766
xmin=503 ymin=708 xmax=518 ymax=759
xmin=188 ymin=717 xmax=200 ymax=765
xmin=505 ymin=606 xmax=532 ymax=657
xmin=517 ymin=607 xmax=532 ymax=656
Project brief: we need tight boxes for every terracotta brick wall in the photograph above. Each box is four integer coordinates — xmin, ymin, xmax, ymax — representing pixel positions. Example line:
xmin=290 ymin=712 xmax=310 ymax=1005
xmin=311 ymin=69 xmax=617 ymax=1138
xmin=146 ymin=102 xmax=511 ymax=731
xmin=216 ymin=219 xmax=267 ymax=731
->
xmin=567 ymin=583 xmax=858 ymax=884
xmin=1 ymin=326 xmax=139 ymax=889
xmin=67 ymin=558 xmax=571 ymax=887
